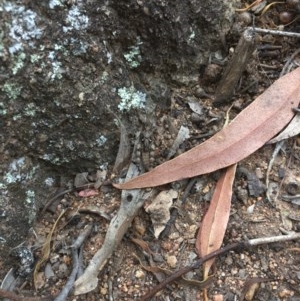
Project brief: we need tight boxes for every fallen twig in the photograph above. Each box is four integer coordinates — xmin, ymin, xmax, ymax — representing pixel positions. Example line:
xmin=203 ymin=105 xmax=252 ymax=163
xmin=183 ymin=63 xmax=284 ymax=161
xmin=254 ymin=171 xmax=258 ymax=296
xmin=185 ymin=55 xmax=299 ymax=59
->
xmin=54 ymin=247 xmax=79 ymax=301
xmin=140 ymin=242 xmax=242 ymax=301
xmin=41 ymin=184 xmax=95 ymax=215
xmin=74 ymin=133 xmax=156 ymax=295
xmin=54 ymin=224 xmax=93 ymax=301
xmin=71 ymin=224 xmax=93 ymax=250
xmin=140 ymin=231 xmax=300 ymax=300
xmin=280 ymin=48 xmax=300 ymax=76
xmin=251 ymin=27 xmax=300 ymax=38
xmin=214 ymin=28 xmax=256 ymax=105
xmin=0 ymin=289 xmax=53 ymax=301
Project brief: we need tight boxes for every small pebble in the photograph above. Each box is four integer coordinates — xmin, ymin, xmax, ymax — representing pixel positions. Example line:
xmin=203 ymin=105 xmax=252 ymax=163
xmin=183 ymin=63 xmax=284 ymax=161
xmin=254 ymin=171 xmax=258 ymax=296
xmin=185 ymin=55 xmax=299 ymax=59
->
xmin=44 ymin=263 xmax=55 ymax=279
xmin=213 ymin=294 xmax=224 ymax=301
xmin=135 ymin=270 xmax=145 ymax=279
xmin=166 ymin=255 xmax=177 ymax=268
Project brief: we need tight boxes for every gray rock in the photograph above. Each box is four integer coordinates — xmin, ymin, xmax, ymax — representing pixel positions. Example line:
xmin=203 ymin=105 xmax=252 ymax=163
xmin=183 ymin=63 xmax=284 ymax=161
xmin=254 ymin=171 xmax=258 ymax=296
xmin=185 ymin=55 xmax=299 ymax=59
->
xmin=0 ymin=0 xmax=239 ymax=277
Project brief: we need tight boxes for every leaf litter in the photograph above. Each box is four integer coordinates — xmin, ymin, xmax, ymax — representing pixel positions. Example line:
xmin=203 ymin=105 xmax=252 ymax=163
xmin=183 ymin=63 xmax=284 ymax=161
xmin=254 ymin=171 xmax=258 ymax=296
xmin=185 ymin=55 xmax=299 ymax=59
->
xmin=114 ymin=67 xmax=300 ymax=189
xmin=2 ymin=63 xmax=300 ymax=300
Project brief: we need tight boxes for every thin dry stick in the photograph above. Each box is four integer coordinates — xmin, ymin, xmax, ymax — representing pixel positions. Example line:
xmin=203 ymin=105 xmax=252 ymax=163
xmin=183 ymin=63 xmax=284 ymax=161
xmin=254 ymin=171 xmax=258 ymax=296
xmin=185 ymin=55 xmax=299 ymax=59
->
xmin=140 ymin=242 xmax=242 ymax=301
xmin=0 ymin=289 xmax=53 ymax=301
xmin=140 ymin=232 xmax=300 ymax=300
xmin=54 ymin=225 xmax=93 ymax=301
xmin=280 ymin=48 xmax=300 ymax=76
xmin=214 ymin=28 xmax=256 ymax=105
xmin=74 ymin=133 xmax=154 ymax=295
xmin=251 ymin=27 xmax=300 ymax=38
xmin=265 ymin=140 xmax=285 ymax=202
xmin=54 ymin=247 xmax=79 ymax=301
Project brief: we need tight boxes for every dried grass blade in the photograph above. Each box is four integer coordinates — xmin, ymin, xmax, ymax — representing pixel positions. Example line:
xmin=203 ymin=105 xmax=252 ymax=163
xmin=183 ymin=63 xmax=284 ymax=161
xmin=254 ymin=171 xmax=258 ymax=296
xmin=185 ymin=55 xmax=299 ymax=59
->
xmin=33 ymin=209 xmax=66 ymax=289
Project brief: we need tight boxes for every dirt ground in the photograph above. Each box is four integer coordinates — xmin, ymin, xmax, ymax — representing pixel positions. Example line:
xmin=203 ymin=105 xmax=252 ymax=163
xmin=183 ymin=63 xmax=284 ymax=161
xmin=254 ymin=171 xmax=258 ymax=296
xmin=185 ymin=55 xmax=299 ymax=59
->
xmin=1 ymin=3 xmax=300 ymax=301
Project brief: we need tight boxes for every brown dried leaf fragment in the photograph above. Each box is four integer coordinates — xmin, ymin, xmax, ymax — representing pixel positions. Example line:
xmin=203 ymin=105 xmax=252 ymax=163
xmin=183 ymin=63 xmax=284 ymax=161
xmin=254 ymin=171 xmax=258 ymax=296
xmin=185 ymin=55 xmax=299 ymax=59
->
xmin=114 ymin=67 xmax=300 ymax=189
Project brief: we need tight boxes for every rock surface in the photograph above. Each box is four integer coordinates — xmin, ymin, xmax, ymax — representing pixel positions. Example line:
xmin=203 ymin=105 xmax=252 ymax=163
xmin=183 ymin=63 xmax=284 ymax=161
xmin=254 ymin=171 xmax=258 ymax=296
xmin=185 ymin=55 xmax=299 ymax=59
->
xmin=0 ymin=0 xmax=238 ymax=272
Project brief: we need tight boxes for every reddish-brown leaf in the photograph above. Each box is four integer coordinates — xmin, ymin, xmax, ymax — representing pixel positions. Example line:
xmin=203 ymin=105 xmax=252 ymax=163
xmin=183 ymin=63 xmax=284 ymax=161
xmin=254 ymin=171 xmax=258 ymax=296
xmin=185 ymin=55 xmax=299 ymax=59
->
xmin=114 ymin=67 xmax=300 ymax=189
xmin=196 ymin=163 xmax=237 ymax=279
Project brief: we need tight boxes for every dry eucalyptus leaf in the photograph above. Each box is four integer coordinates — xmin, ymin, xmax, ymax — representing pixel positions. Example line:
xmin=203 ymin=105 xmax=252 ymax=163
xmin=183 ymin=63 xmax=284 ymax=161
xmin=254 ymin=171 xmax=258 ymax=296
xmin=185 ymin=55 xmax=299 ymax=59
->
xmin=114 ymin=67 xmax=300 ymax=189
xmin=196 ymin=164 xmax=237 ymax=279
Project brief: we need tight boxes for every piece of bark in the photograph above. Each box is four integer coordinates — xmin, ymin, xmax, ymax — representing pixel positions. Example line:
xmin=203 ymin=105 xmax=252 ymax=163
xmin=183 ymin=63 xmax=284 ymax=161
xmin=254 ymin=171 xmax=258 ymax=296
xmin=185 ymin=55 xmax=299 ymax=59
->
xmin=214 ymin=28 xmax=256 ymax=105
xmin=112 ymin=117 xmax=131 ymax=175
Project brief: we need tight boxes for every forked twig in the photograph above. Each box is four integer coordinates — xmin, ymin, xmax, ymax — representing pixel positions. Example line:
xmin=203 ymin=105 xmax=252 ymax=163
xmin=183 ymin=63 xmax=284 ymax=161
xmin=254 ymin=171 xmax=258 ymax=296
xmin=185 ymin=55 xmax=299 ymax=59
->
xmin=74 ymin=133 xmax=155 ymax=295
xmin=54 ymin=224 xmax=93 ymax=301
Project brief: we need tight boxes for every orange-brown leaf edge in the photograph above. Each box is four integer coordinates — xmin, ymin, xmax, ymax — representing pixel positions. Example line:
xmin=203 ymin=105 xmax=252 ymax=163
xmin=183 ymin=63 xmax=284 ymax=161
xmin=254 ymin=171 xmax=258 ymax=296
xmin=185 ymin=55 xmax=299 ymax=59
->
xmin=114 ymin=67 xmax=300 ymax=189
xmin=196 ymin=164 xmax=237 ymax=279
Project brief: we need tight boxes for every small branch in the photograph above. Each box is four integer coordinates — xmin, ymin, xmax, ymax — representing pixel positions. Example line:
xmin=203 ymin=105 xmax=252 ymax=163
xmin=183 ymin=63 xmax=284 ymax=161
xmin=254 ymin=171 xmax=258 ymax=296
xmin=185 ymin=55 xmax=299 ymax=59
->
xmin=214 ymin=28 xmax=256 ymax=105
xmin=248 ymin=231 xmax=300 ymax=246
xmin=54 ymin=225 xmax=93 ymax=301
xmin=0 ymin=289 xmax=53 ymax=301
xmin=140 ymin=231 xmax=300 ymax=300
xmin=54 ymin=247 xmax=79 ymax=301
xmin=140 ymin=242 xmax=242 ymax=300
xmin=71 ymin=224 xmax=93 ymax=250
xmin=251 ymin=27 xmax=300 ymax=38
xmin=74 ymin=134 xmax=155 ymax=295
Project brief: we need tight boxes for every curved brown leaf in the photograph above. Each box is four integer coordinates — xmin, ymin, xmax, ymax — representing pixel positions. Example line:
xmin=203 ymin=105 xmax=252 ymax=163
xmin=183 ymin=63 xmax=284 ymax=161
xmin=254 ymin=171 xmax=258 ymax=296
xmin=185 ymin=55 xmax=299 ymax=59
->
xmin=114 ymin=67 xmax=300 ymax=189
xmin=196 ymin=164 xmax=237 ymax=279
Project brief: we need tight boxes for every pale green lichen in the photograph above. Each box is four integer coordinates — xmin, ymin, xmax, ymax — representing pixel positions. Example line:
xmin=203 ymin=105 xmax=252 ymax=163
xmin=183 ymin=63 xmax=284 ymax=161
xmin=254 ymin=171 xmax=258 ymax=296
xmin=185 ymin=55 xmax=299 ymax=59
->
xmin=0 ymin=103 xmax=7 ymax=116
xmin=188 ymin=30 xmax=196 ymax=43
xmin=24 ymin=103 xmax=37 ymax=116
xmin=49 ymin=0 xmax=65 ymax=9
xmin=24 ymin=189 xmax=37 ymax=223
xmin=25 ymin=190 xmax=35 ymax=204
xmin=66 ymin=140 xmax=75 ymax=150
xmin=95 ymin=135 xmax=107 ymax=147
xmin=2 ymin=82 xmax=22 ymax=100
xmin=4 ymin=2 xmax=43 ymax=54
xmin=13 ymin=114 xmax=22 ymax=121
xmin=50 ymin=61 xmax=63 ymax=81
xmin=0 ymin=182 xmax=7 ymax=190
xmin=12 ymin=52 xmax=26 ymax=74
xmin=44 ymin=177 xmax=55 ymax=186
xmin=5 ymin=158 xmax=39 ymax=185
xmin=42 ymin=153 xmax=69 ymax=164
xmin=30 ymin=54 xmax=40 ymax=63
xmin=63 ymin=6 xmax=89 ymax=32
xmin=99 ymin=71 xmax=109 ymax=85
xmin=117 ymin=86 xmax=146 ymax=111
xmin=124 ymin=37 xmax=143 ymax=68
xmin=124 ymin=46 xmax=142 ymax=68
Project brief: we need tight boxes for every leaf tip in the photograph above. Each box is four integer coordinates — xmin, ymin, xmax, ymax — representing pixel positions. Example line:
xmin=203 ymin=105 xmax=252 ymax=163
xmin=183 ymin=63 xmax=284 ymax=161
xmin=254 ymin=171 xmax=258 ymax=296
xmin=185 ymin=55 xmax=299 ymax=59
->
xmin=112 ymin=182 xmax=122 ymax=189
